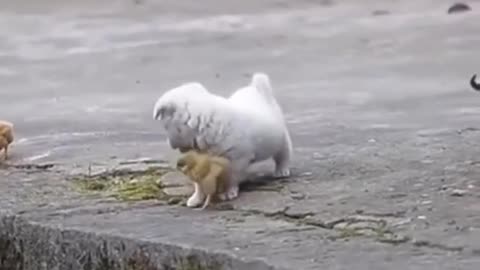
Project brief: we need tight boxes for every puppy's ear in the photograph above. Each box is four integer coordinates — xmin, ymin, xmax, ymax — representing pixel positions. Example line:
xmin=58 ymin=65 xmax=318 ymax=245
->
xmin=153 ymin=103 xmax=176 ymax=120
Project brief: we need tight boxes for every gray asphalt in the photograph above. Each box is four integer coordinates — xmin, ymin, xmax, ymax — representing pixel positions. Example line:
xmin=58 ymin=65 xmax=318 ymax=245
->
xmin=1 ymin=0 xmax=480 ymax=269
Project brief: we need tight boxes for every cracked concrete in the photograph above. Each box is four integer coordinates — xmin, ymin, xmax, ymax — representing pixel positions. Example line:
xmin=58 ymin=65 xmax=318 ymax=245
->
xmin=1 ymin=0 xmax=480 ymax=269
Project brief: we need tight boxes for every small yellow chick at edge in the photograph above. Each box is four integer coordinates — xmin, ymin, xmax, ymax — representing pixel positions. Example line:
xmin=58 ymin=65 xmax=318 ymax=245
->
xmin=0 ymin=120 xmax=14 ymax=161
xmin=176 ymin=150 xmax=231 ymax=210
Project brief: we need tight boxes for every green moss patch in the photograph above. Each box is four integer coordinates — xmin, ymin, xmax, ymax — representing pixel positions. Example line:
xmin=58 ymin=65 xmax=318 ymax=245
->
xmin=72 ymin=166 xmax=186 ymax=203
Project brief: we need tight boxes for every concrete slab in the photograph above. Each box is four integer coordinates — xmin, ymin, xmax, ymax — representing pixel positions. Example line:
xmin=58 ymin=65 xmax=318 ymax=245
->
xmin=1 ymin=0 xmax=480 ymax=269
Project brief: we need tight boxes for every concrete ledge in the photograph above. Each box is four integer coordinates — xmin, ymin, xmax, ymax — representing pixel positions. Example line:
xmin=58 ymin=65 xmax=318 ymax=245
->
xmin=0 ymin=215 xmax=278 ymax=270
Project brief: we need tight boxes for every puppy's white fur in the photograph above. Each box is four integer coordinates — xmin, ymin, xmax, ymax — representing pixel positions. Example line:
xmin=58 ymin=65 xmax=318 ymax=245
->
xmin=153 ymin=73 xmax=292 ymax=207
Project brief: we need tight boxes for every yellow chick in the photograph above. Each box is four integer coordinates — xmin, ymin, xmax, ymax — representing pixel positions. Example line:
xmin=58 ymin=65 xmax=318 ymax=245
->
xmin=176 ymin=150 xmax=231 ymax=209
xmin=0 ymin=120 xmax=14 ymax=160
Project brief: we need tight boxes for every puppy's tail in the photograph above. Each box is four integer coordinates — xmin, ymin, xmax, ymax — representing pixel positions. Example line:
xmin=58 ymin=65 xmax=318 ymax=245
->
xmin=251 ymin=73 xmax=276 ymax=104
xmin=251 ymin=72 xmax=288 ymax=119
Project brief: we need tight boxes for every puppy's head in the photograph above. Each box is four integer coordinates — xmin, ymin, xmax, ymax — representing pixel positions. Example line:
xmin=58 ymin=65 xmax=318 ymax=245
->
xmin=153 ymin=82 xmax=210 ymax=121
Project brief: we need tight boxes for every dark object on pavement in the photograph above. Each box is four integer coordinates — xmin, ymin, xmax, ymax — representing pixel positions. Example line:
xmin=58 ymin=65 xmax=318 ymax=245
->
xmin=372 ymin=10 xmax=390 ymax=16
xmin=470 ymin=74 xmax=480 ymax=91
xmin=447 ymin=3 xmax=471 ymax=14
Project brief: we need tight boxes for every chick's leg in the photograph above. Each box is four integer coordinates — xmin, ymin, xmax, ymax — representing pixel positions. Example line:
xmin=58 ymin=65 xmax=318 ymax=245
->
xmin=0 ymin=137 xmax=7 ymax=160
xmin=187 ymin=182 xmax=206 ymax=208
xmin=200 ymin=195 xmax=212 ymax=210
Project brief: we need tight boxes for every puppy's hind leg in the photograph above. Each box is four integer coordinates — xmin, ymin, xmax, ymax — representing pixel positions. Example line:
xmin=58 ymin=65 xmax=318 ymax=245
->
xmin=218 ymin=178 xmax=240 ymax=201
xmin=273 ymin=130 xmax=292 ymax=178
xmin=218 ymin=158 xmax=249 ymax=201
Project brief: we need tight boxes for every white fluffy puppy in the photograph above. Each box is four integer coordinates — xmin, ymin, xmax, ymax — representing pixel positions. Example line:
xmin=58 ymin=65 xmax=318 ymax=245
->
xmin=153 ymin=73 xmax=293 ymax=207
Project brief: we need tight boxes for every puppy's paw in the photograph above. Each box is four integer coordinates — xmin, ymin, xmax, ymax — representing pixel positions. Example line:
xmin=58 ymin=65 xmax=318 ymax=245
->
xmin=226 ymin=185 xmax=240 ymax=200
xmin=217 ymin=193 xmax=228 ymax=201
xmin=273 ymin=168 xmax=290 ymax=178
xmin=218 ymin=185 xmax=239 ymax=201
xmin=186 ymin=193 xmax=205 ymax=208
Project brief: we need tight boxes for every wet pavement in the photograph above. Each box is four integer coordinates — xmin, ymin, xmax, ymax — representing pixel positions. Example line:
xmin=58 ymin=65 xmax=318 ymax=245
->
xmin=1 ymin=0 xmax=480 ymax=269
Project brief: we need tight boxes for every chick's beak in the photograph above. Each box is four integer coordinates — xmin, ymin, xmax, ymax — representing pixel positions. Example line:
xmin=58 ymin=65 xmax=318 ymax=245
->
xmin=176 ymin=159 xmax=186 ymax=170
